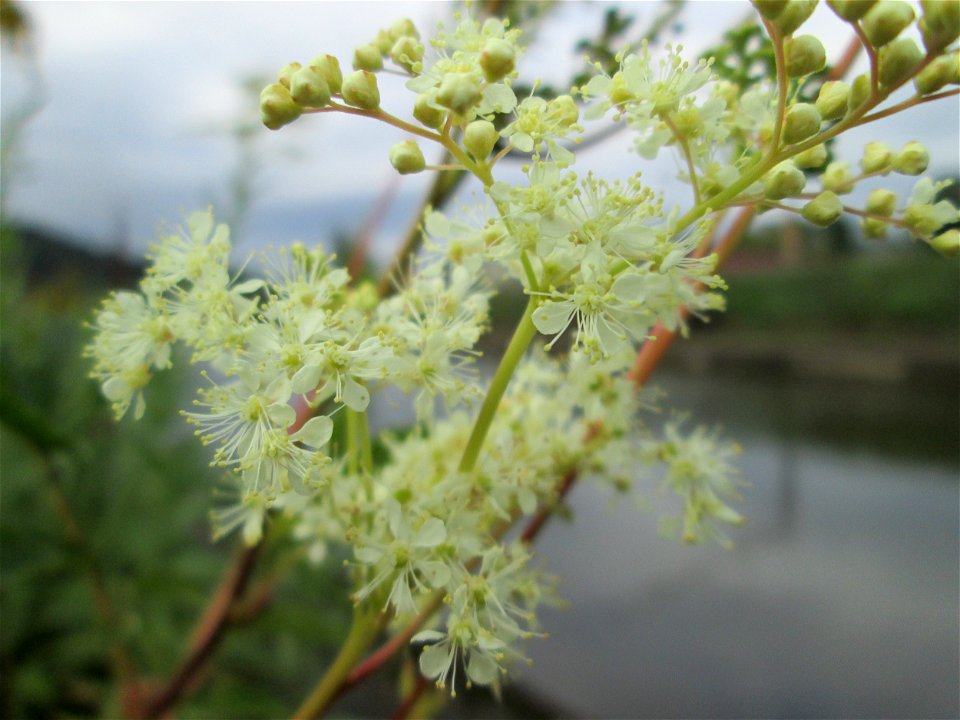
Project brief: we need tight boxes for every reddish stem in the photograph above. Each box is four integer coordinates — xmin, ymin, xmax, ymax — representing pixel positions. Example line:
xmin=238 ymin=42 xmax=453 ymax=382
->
xmin=144 ymin=542 xmax=261 ymax=719
xmin=391 ymin=675 xmax=431 ymax=720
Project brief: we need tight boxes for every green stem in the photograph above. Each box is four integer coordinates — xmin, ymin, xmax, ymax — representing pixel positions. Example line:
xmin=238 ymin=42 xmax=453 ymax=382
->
xmin=458 ymin=296 xmax=539 ymax=474
xmin=346 ymin=408 xmax=360 ymax=477
xmin=357 ymin=409 xmax=374 ymax=477
xmin=293 ymin=605 xmax=387 ymax=720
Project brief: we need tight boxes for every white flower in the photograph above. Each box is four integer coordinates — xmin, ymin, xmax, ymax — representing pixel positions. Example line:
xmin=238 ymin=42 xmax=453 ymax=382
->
xmin=86 ymin=290 xmax=174 ymax=419
xmin=185 ymin=365 xmax=332 ymax=496
xmin=353 ymin=500 xmax=451 ymax=614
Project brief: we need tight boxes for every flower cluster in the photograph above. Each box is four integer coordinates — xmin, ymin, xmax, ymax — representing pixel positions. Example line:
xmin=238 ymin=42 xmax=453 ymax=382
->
xmin=87 ymin=1 xmax=959 ymax=700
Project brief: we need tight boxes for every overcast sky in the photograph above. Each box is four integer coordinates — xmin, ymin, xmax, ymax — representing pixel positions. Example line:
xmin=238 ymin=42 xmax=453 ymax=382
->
xmin=2 ymin=1 xmax=957 ymax=263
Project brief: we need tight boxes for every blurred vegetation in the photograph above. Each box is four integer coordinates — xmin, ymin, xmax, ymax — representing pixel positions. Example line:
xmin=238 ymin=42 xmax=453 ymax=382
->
xmin=723 ymin=246 xmax=960 ymax=332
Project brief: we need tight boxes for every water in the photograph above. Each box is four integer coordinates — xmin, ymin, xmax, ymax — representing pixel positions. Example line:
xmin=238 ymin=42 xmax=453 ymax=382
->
xmin=516 ymin=371 xmax=959 ymax=718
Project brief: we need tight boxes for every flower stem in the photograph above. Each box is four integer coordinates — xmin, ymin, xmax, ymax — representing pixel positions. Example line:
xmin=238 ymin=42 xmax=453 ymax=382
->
xmin=458 ymin=295 xmax=539 ymax=474
xmin=293 ymin=604 xmax=387 ymax=720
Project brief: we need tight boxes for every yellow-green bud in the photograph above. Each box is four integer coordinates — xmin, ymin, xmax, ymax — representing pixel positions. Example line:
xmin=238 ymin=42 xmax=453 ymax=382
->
xmin=783 ymin=102 xmax=822 ymax=144
xmin=785 ymin=35 xmax=827 ymax=77
xmin=310 ymin=55 xmax=343 ymax=94
xmin=277 ymin=62 xmax=302 ymax=90
xmin=878 ymin=37 xmax=923 ymax=88
xmin=464 ymin=120 xmax=498 ymax=160
xmin=353 ymin=43 xmax=383 ymax=72
xmin=479 ymin=38 xmax=516 ymax=83
xmin=389 ymin=18 xmax=419 ymax=41
xmin=816 ymin=80 xmax=852 ymax=120
xmin=861 ymin=141 xmax=893 ymax=173
xmin=390 ymin=36 xmax=424 ymax=74
xmin=848 ymin=73 xmax=871 ymax=113
xmin=861 ymin=1 xmax=915 ymax=46
xmin=413 ymin=93 xmax=445 ymax=129
xmin=752 ymin=0 xmax=790 ymax=19
xmin=827 ymin=0 xmax=877 ymax=21
xmin=821 ymin=161 xmax=855 ymax=193
xmin=919 ymin=0 xmax=960 ymax=52
xmin=341 ymin=70 xmax=380 ymax=110
xmin=892 ymin=141 xmax=929 ymax=175
xmin=290 ymin=66 xmax=331 ymax=108
xmin=861 ymin=217 xmax=889 ymax=238
xmin=904 ymin=203 xmax=953 ymax=236
xmin=866 ymin=188 xmax=897 ymax=215
xmin=765 ymin=160 xmax=807 ymax=199
xmin=389 ymin=140 xmax=426 ymax=174
xmin=437 ymin=72 xmax=483 ymax=116
xmin=929 ymin=228 xmax=960 ymax=256
xmin=374 ymin=29 xmax=394 ymax=55
xmin=260 ymin=83 xmax=302 ymax=130
xmin=802 ymin=190 xmax=844 ymax=226
xmin=794 ymin=143 xmax=828 ymax=169
xmin=914 ymin=54 xmax=959 ymax=95
xmin=775 ymin=0 xmax=818 ymax=34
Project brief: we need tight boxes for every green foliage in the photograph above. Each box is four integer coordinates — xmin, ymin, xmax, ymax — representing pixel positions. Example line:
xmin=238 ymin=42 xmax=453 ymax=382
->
xmin=724 ymin=247 xmax=960 ymax=330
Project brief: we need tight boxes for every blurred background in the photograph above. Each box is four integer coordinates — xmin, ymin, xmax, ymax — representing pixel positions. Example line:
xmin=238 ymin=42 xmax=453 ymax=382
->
xmin=1 ymin=1 xmax=957 ymax=719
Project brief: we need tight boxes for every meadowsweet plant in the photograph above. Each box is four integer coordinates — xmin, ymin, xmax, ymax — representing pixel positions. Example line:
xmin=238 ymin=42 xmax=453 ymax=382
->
xmin=86 ymin=1 xmax=958 ymax=714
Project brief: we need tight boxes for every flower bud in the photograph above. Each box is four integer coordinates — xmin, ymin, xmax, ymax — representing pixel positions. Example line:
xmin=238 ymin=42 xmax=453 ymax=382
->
xmin=785 ymin=35 xmax=827 ymax=76
xmin=374 ymin=29 xmax=394 ymax=55
xmin=861 ymin=141 xmax=893 ymax=173
xmin=904 ymin=203 xmax=955 ymax=236
xmin=260 ymin=83 xmax=302 ymax=130
xmin=861 ymin=217 xmax=889 ymax=238
xmin=815 ymin=80 xmax=852 ymax=120
xmin=389 ymin=140 xmax=426 ymax=174
xmin=892 ymin=141 xmax=929 ymax=175
xmin=919 ymin=0 xmax=960 ymax=52
xmin=774 ymin=0 xmax=818 ymax=34
xmin=782 ymin=102 xmax=822 ymax=144
xmin=277 ymin=62 xmax=302 ymax=89
xmin=866 ymin=188 xmax=897 ymax=215
xmin=464 ymin=120 xmax=498 ymax=160
xmin=391 ymin=36 xmax=424 ymax=73
xmin=353 ymin=43 xmax=383 ymax=72
xmin=794 ymin=143 xmax=828 ymax=169
xmin=341 ymin=70 xmax=380 ymax=110
xmin=827 ymin=0 xmax=877 ymax=21
xmin=861 ymin=1 xmax=915 ymax=46
xmin=751 ymin=0 xmax=790 ymax=19
xmin=821 ymin=161 xmax=854 ymax=193
xmin=848 ymin=73 xmax=871 ymax=113
xmin=437 ymin=72 xmax=483 ymax=116
xmin=878 ymin=37 xmax=923 ymax=88
xmin=290 ymin=66 xmax=331 ymax=108
xmin=765 ymin=160 xmax=807 ymax=199
xmin=310 ymin=55 xmax=343 ymax=94
xmin=802 ymin=191 xmax=844 ymax=226
xmin=389 ymin=18 xmax=420 ymax=41
xmin=929 ymin=228 xmax=960 ymax=257
xmin=479 ymin=38 xmax=516 ymax=83
xmin=914 ymin=54 xmax=959 ymax=95
xmin=413 ymin=93 xmax=445 ymax=129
